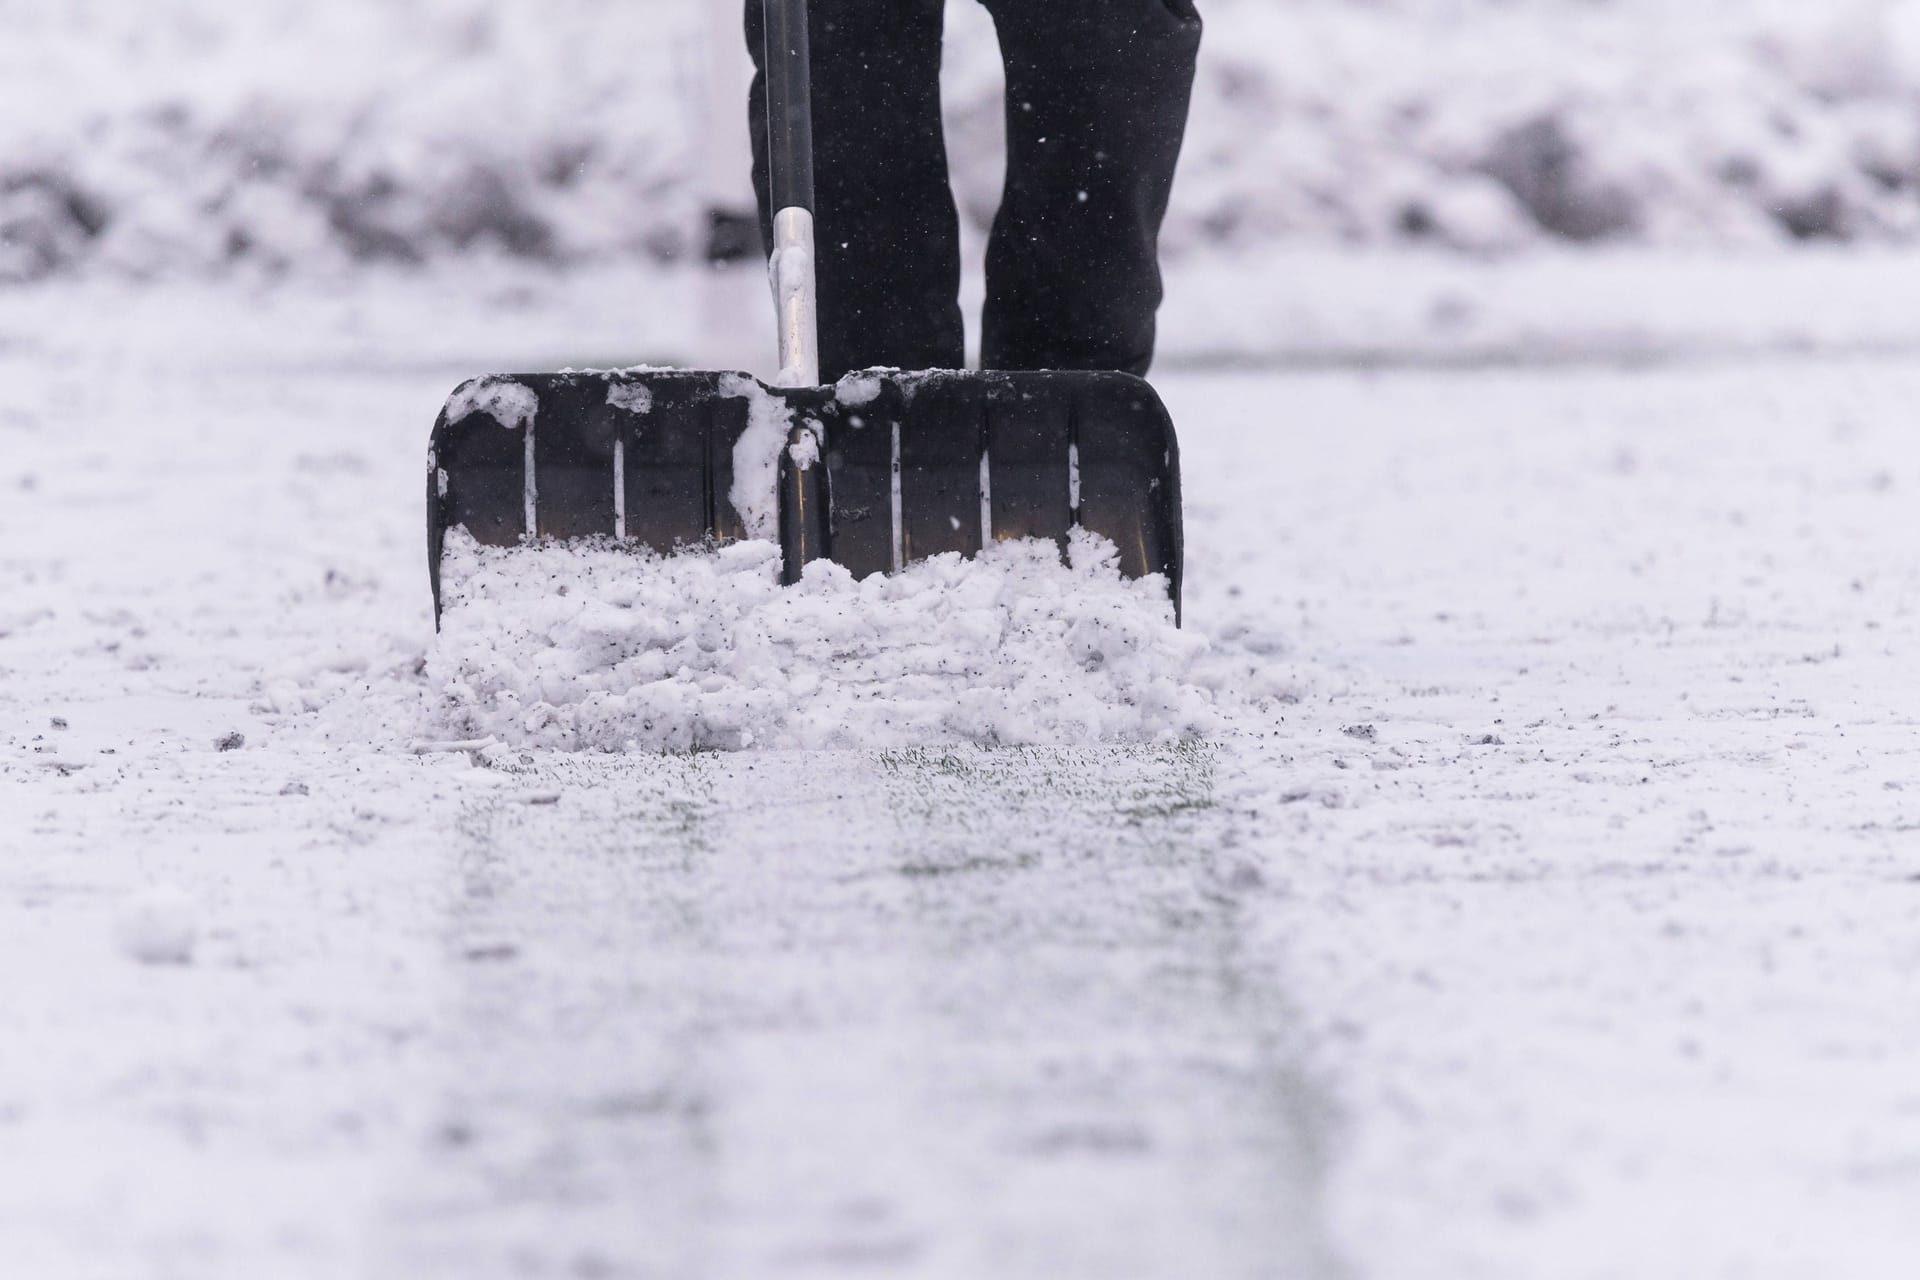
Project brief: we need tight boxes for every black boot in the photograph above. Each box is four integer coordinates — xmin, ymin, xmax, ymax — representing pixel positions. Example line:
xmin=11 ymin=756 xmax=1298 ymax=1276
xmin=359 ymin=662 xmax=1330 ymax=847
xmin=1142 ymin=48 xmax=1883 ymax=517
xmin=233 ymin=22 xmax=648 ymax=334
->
xmin=978 ymin=0 xmax=1201 ymax=375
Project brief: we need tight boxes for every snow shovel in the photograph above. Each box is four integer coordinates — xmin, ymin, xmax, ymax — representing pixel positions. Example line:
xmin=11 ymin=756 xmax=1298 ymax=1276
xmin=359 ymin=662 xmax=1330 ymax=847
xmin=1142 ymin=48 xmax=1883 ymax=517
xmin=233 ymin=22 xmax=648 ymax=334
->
xmin=427 ymin=0 xmax=1183 ymax=623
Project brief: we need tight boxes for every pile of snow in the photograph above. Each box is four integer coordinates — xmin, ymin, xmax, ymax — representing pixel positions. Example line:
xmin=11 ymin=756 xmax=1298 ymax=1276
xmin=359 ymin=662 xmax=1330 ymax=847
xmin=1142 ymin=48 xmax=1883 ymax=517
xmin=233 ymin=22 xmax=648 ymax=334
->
xmin=13 ymin=0 xmax=1920 ymax=283
xmin=426 ymin=529 xmax=1250 ymax=751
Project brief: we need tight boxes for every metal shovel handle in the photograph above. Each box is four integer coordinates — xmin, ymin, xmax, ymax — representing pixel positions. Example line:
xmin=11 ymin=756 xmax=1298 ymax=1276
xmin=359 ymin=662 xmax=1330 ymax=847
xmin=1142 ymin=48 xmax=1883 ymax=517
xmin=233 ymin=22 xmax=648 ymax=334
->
xmin=763 ymin=0 xmax=820 ymax=386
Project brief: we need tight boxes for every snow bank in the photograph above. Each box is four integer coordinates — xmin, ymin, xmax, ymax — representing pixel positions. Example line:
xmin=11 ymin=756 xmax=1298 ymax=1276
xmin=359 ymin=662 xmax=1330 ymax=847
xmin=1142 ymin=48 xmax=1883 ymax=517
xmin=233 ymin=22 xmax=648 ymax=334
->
xmin=1151 ymin=0 xmax=1920 ymax=253
xmin=13 ymin=0 xmax=1920 ymax=284
xmin=426 ymin=528 xmax=1250 ymax=751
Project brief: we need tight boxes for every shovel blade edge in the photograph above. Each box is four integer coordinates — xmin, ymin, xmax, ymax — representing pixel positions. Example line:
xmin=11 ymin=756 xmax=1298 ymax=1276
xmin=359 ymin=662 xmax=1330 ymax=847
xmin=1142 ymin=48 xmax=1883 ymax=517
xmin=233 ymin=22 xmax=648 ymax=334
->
xmin=430 ymin=369 xmax=1182 ymax=624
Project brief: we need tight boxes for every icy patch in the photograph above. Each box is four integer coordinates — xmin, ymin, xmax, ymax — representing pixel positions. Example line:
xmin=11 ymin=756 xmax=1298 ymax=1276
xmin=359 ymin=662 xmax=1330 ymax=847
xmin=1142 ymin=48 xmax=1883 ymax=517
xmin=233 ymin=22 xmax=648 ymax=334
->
xmin=427 ymin=527 xmax=1255 ymax=752
xmin=721 ymin=373 xmax=793 ymax=541
xmin=446 ymin=377 xmax=537 ymax=431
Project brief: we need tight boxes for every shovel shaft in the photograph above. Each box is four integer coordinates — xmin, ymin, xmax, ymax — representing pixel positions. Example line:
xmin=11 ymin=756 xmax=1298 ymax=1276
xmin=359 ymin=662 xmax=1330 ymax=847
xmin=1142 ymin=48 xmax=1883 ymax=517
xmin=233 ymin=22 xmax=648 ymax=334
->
xmin=762 ymin=0 xmax=814 ymax=216
xmin=763 ymin=0 xmax=820 ymax=386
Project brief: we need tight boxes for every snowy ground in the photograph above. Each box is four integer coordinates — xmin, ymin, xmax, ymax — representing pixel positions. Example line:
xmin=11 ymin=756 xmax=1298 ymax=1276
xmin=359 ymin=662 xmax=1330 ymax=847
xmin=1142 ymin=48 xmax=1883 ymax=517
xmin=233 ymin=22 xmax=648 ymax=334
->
xmin=4 ymin=254 xmax=1918 ymax=1278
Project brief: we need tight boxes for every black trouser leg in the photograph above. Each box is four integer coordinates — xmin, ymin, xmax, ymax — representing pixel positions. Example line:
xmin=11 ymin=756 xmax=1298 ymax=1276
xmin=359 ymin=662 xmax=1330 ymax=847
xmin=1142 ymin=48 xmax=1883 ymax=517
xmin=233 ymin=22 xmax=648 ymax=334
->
xmin=747 ymin=0 xmax=964 ymax=381
xmin=977 ymin=0 xmax=1201 ymax=375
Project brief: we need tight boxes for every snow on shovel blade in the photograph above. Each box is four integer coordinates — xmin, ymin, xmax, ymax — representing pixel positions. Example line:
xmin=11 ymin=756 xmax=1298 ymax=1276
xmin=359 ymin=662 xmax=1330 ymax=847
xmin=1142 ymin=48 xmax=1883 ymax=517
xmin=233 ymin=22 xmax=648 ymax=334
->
xmin=428 ymin=368 xmax=1182 ymax=623
xmin=788 ymin=370 xmax=1183 ymax=617
xmin=427 ymin=370 xmax=766 ymax=621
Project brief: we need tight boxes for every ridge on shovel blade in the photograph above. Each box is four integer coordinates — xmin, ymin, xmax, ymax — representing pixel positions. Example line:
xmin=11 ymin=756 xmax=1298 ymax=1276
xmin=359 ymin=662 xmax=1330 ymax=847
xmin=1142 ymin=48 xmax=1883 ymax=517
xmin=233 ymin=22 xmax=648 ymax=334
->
xmin=427 ymin=367 xmax=1182 ymax=624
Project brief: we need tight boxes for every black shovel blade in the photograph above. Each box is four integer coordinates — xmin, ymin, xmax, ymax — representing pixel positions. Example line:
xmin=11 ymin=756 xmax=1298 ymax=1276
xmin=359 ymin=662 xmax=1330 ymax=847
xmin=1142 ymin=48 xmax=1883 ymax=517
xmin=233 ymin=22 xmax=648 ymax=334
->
xmin=784 ymin=370 xmax=1182 ymax=616
xmin=429 ymin=368 xmax=1181 ymax=623
xmin=427 ymin=369 xmax=758 ymax=620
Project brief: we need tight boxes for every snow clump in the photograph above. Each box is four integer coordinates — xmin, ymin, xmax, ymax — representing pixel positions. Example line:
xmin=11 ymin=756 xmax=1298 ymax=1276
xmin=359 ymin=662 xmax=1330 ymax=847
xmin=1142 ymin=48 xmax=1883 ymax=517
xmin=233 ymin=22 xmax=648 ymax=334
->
xmin=427 ymin=528 xmax=1239 ymax=751
xmin=721 ymin=374 xmax=798 ymax=542
xmin=446 ymin=377 xmax=538 ymax=430
xmin=115 ymin=886 xmax=200 ymax=966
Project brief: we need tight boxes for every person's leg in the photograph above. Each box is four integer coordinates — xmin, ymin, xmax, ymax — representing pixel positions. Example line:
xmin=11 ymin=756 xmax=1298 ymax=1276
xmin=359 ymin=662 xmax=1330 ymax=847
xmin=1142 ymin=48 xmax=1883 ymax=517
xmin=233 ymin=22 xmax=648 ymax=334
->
xmin=747 ymin=0 xmax=965 ymax=380
xmin=978 ymin=0 xmax=1201 ymax=374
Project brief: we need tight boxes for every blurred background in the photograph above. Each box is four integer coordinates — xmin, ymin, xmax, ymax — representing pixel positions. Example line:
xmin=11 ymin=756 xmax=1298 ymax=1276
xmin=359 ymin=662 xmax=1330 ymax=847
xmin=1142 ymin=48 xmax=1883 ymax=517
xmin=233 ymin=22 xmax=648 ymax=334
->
xmin=9 ymin=0 xmax=1920 ymax=288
